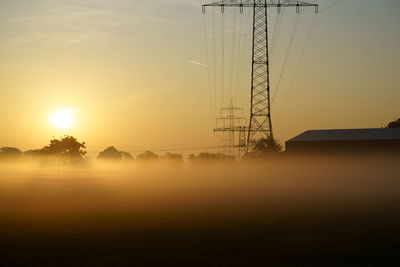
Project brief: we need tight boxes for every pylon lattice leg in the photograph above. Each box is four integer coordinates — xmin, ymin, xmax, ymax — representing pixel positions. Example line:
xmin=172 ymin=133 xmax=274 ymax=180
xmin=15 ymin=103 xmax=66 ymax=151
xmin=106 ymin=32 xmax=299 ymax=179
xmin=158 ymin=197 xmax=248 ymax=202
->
xmin=248 ymin=1 xmax=273 ymax=148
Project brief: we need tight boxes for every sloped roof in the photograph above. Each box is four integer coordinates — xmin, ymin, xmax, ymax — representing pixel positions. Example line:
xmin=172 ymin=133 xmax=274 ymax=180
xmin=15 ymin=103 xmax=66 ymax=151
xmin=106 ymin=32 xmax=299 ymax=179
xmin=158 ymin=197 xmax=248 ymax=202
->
xmin=287 ymin=128 xmax=400 ymax=142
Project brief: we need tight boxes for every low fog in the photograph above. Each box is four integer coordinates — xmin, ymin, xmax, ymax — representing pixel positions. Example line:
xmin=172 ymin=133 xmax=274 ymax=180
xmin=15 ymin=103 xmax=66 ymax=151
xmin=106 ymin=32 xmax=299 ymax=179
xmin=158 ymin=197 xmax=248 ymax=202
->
xmin=1 ymin=156 xmax=399 ymax=228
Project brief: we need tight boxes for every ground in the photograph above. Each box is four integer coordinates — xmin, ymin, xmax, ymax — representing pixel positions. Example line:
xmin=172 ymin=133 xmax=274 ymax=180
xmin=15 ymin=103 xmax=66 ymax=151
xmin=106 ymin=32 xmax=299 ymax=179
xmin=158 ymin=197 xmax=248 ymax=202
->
xmin=0 ymin=155 xmax=399 ymax=266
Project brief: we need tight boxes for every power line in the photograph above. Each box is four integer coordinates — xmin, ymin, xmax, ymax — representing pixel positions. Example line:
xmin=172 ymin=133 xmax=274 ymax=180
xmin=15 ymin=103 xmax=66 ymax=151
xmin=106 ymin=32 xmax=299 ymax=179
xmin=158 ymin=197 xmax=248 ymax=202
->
xmin=202 ymin=1 xmax=318 ymax=151
xmin=235 ymin=7 xmax=251 ymax=104
xmin=234 ymin=7 xmax=244 ymax=105
xmin=228 ymin=8 xmax=239 ymax=102
xmin=128 ymin=145 xmax=227 ymax=154
xmin=319 ymin=0 xmax=342 ymax=13
xmin=212 ymin=8 xmax=218 ymax=126
xmin=270 ymin=7 xmax=285 ymax=63
xmin=276 ymin=13 xmax=318 ymax=127
xmin=272 ymin=13 xmax=302 ymax=104
xmin=202 ymin=11 xmax=216 ymax=122
xmin=221 ymin=11 xmax=225 ymax=107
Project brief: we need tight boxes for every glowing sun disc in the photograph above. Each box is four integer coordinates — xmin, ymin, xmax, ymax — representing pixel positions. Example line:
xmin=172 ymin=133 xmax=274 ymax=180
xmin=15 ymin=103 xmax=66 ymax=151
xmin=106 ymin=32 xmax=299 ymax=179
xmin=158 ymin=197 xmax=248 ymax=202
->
xmin=48 ymin=109 xmax=74 ymax=129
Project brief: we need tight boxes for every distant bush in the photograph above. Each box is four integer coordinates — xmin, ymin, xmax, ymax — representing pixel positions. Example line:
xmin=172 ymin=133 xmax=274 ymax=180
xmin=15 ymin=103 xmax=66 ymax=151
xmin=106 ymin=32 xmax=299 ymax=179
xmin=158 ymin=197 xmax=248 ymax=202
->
xmin=97 ymin=146 xmax=133 ymax=161
xmin=386 ymin=118 xmax=400 ymax=128
xmin=188 ymin=152 xmax=235 ymax=164
xmin=120 ymin=151 xmax=134 ymax=160
xmin=161 ymin=152 xmax=183 ymax=160
xmin=136 ymin=151 xmax=159 ymax=161
xmin=160 ymin=152 xmax=183 ymax=165
xmin=245 ymin=137 xmax=282 ymax=158
xmin=0 ymin=147 xmax=22 ymax=160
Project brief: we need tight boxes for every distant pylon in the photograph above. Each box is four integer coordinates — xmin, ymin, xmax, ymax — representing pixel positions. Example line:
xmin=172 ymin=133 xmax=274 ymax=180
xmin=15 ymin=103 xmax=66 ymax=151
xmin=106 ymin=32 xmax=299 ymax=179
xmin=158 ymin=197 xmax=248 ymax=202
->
xmin=202 ymin=0 xmax=318 ymax=152
xmin=214 ymin=99 xmax=247 ymax=157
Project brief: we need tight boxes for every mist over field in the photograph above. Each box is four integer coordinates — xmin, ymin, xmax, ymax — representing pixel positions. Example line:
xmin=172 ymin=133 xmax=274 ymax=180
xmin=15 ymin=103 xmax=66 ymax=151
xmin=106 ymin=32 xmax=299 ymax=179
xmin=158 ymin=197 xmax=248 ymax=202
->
xmin=0 ymin=0 xmax=399 ymax=265
xmin=1 ymin=156 xmax=399 ymax=265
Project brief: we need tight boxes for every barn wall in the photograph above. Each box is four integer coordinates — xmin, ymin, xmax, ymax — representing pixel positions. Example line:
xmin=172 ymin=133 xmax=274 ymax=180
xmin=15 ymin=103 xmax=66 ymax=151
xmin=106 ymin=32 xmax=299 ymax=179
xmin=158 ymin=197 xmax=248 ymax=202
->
xmin=285 ymin=140 xmax=400 ymax=154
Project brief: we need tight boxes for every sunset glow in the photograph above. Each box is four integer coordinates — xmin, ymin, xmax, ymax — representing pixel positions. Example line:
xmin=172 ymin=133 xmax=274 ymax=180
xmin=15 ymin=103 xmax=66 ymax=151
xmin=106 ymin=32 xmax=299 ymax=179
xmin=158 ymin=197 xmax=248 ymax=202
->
xmin=0 ymin=1 xmax=399 ymax=266
xmin=48 ymin=109 xmax=74 ymax=129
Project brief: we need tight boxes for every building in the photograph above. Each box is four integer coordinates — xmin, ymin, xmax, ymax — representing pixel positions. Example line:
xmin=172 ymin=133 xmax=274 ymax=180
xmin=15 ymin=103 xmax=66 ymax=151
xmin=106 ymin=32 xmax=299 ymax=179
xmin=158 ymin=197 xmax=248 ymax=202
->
xmin=285 ymin=128 xmax=400 ymax=154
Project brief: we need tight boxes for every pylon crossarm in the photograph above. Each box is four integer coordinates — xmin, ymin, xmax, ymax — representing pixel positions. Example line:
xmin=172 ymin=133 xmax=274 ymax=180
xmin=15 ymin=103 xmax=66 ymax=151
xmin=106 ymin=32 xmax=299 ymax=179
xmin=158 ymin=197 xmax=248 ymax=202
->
xmin=219 ymin=107 xmax=243 ymax=111
xmin=217 ymin=116 xmax=246 ymax=119
xmin=203 ymin=0 xmax=318 ymax=8
xmin=214 ymin=126 xmax=257 ymax=132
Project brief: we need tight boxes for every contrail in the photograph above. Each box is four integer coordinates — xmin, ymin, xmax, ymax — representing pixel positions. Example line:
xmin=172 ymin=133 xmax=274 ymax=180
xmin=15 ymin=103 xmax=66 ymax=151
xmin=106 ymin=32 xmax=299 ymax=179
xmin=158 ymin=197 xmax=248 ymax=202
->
xmin=188 ymin=60 xmax=212 ymax=68
xmin=188 ymin=60 xmax=231 ymax=74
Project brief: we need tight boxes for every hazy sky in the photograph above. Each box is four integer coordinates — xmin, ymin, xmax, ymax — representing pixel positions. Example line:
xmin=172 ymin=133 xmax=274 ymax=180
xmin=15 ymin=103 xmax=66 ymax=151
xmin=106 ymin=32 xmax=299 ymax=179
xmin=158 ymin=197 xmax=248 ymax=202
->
xmin=0 ymin=0 xmax=399 ymax=154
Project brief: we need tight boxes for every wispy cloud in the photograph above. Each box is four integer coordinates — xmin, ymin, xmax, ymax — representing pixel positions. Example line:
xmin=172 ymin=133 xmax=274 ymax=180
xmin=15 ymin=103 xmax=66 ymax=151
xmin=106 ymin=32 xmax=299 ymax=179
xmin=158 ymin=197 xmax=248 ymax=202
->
xmin=1 ymin=0 xmax=193 ymax=47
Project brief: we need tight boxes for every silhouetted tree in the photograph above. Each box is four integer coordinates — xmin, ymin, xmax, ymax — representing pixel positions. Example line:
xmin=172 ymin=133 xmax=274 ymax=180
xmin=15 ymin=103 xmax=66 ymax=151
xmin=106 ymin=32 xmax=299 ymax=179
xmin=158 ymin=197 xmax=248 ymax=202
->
xmin=98 ymin=146 xmax=133 ymax=161
xmin=160 ymin=152 xmax=183 ymax=165
xmin=120 ymin=151 xmax=134 ymax=161
xmin=386 ymin=118 xmax=400 ymax=128
xmin=22 ymin=136 xmax=86 ymax=164
xmin=0 ymin=147 xmax=22 ymax=160
xmin=188 ymin=152 xmax=235 ymax=164
xmin=247 ymin=137 xmax=282 ymax=157
xmin=136 ymin=151 xmax=159 ymax=161
xmin=161 ymin=152 xmax=183 ymax=161
xmin=42 ymin=136 xmax=86 ymax=158
xmin=98 ymin=146 xmax=122 ymax=160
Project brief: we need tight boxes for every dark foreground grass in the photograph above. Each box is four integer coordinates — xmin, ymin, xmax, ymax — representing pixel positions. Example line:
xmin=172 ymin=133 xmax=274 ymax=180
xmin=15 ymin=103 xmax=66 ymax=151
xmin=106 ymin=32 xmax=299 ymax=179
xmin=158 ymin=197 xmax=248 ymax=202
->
xmin=1 ymin=212 xmax=400 ymax=266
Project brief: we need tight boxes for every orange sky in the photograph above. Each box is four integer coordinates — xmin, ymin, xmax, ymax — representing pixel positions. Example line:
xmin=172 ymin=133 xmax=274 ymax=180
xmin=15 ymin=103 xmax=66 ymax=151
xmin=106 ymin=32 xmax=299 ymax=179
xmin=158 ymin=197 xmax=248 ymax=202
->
xmin=0 ymin=0 xmax=399 ymax=155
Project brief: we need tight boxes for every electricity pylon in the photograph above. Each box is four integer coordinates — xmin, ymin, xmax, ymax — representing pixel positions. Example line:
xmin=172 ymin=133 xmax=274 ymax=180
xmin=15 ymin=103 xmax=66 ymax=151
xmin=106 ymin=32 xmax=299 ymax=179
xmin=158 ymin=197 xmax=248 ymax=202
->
xmin=214 ymin=99 xmax=246 ymax=157
xmin=202 ymin=0 xmax=318 ymax=151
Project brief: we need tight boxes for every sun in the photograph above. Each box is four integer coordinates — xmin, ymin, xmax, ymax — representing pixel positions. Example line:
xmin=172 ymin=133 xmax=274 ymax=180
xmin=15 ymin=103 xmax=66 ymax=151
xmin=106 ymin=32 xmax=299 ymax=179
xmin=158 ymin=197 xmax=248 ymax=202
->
xmin=48 ymin=109 xmax=74 ymax=129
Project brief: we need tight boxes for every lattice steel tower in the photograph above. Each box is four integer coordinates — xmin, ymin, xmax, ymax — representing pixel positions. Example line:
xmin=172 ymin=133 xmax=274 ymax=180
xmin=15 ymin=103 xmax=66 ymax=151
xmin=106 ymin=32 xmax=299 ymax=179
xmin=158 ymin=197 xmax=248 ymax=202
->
xmin=202 ymin=0 xmax=318 ymax=150
xmin=214 ymin=99 xmax=247 ymax=157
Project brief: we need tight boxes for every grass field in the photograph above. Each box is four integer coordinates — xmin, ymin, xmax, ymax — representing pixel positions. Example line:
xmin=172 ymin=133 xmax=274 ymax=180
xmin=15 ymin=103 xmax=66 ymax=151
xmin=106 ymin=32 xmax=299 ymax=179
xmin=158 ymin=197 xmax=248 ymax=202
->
xmin=1 ymin=155 xmax=399 ymax=266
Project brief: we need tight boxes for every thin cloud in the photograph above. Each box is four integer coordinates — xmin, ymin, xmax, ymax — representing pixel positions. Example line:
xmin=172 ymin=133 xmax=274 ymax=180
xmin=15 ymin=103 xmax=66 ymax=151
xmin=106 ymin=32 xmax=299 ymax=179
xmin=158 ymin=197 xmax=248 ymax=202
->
xmin=2 ymin=0 xmax=178 ymax=47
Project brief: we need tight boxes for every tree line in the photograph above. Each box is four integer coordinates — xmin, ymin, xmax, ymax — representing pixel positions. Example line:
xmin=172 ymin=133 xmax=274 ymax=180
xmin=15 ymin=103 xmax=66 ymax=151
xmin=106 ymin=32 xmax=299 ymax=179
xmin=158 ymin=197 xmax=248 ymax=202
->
xmin=1 ymin=118 xmax=398 ymax=163
xmin=0 ymin=136 xmax=282 ymax=164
